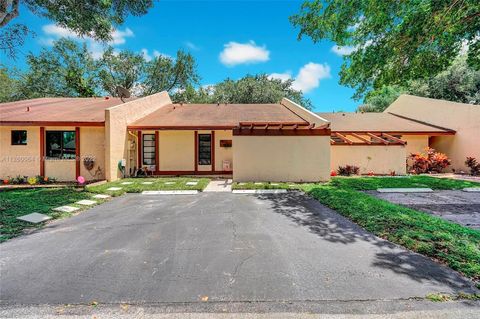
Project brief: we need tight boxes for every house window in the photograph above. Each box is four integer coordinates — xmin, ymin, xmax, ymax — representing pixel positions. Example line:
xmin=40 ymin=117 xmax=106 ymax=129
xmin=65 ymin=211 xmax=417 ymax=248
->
xmin=11 ymin=130 xmax=27 ymax=145
xmin=198 ymin=134 xmax=211 ymax=165
xmin=142 ymin=134 xmax=156 ymax=166
xmin=46 ymin=131 xmax=76 ymax=159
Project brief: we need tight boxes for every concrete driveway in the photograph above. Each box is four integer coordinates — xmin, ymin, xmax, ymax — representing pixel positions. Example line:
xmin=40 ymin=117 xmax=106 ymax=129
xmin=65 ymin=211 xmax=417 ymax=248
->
xmin=0 ymin=192 xmax=477 ymax=308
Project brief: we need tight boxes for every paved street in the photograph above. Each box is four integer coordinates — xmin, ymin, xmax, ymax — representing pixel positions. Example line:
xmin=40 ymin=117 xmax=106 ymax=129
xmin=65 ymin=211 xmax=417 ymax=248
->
xmin=0 ymin=192 xmax=478 ymax=315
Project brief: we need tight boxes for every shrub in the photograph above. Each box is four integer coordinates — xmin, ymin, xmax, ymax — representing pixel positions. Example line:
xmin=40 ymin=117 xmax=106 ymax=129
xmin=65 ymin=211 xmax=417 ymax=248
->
xmin=337 ymin=165 xmax=360 ymax=176
xmin=466 ymin=157 xmax=480 ymax=176
xmin=409 ymin=148 xmax=451 ymax=174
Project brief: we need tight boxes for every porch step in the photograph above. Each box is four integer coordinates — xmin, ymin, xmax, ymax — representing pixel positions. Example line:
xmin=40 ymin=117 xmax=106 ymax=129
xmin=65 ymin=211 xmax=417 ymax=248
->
xmin=204 ymin=179 xmax=233 ymax=192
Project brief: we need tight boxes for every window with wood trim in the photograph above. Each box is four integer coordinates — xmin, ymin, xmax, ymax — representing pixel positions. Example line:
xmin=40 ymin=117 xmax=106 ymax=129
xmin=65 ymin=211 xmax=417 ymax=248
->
xmin=198 ymin=134 xmax=211 ymax=165
xmin=11 ymin=130 xmax=27 ymax=145
xmin=142 ymin=134 xmax=156 ymax=166
xmin=45 ymin=131 xmax=76 ymax=159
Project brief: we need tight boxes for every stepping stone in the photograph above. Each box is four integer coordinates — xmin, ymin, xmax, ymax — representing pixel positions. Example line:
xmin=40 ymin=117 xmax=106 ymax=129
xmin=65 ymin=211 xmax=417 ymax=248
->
xmin=142 ymin=190 xmax=198 ymax=195
xmin=17 ymin=213 xmax=51 ymax=224
xmin=165 ymin=182 xmax=175 ymax=185
xmin=254 ymin=182 xmax=263 ymax=185
xmin=270 ymin=183 xmax=279 ymax=186
xmin=463 ymin=188 xmax=480 ymax=192
xmin=238 ymin=182 xmax=246 ymax=185
xmin=75 ymin=199 xmax=97 ymax=206
xmin=186 ymin=181 xmax=198 ymax=186
xmin=377 ymin=188 xmax=433 ymax=193
xmin=53 ymin=206 xmax=79 ymax=213
xmin=106 ymin=187 xmax=122 ymax=191
xmin=232 ymin=189 xmax=287 ymax=194
xmin=288 ymin=184 xmax=296 ymax=187
xmin=141 ymin=182 xmax=154 ymax=185
xmin=93 ymin=194 xmax=110 ymax=199
xmin=121 ymin=182 xmax=133 ymax=185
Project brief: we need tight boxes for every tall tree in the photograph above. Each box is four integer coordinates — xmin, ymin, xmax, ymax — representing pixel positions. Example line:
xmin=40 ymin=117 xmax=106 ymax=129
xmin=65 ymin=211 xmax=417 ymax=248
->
xmin=19 ymin=38 xmax=99 ymax=98
xmin=290 ymin=0 xmax=480 ymax=100
xmin=358 ymin=57 xmax=480 ymax=112
xmin=172 ymin=74 xmax=313 ymax=109
xmin=142 ymin=50 xmax=200 ymax=96
xmin=99 ymin=47 xmax=146 ymax=96
xmin=0 ymin=64 xmax=20 ymax=102
xmin=0 ymin=0 xmax=154 ymax=58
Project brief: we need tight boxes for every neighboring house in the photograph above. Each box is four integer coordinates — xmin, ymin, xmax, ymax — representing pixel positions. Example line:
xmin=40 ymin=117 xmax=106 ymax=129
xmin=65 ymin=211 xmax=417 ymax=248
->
xmin=0 ymin=92 xmax=331 ymax=182
xmin=318 ymin=111 xmax=456 ymax=175
xmin=1 ymin=93 xmax=477 ymax=182
xmin=385 ymin=95 xmax=480 ymax=172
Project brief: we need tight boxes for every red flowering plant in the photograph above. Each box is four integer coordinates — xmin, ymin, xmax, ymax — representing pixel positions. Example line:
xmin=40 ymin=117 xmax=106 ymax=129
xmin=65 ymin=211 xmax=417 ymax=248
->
xmin=408 ymin=147 xmax=451 ymax=174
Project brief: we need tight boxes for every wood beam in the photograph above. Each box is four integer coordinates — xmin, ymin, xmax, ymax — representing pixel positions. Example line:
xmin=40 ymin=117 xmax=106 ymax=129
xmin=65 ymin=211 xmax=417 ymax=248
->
xmin=40 ymin=127 xmax=45 ymax=176
xmin=350 ymin=133 xmax=371 ymax=144
xmin=75 ymin=127 xmax=80 ymax=179
xmin=334 ymin=132 xmax=354 ymax=145
xmin=367 ymin=132 xmax=389 ymax=144
xmin=382 ymin=133 xmax=406 ymax=145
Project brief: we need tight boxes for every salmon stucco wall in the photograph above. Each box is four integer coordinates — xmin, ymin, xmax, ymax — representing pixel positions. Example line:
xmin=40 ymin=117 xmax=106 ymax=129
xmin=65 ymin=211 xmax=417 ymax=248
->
xmin=331 ymin=145 xmax=407 ymax=175
xmin=158 ymin=130 xmax=195 ymax=171
xmin=233 ymin=135 xmax=331 ymax=182
xmin=0 ymin=126 xmax=40 ymax=179
xmin=105 ymin=92 xmax=171 ymax=181
xmin=215 ymin=130 xmax=233 ymax=171
xmin=386 ymin=95 xmax=480 ymax=171
xmin=79 ymin=127 xmax=106 ymax=181
xmin=403 ymin=135 xmax=429 ymax=155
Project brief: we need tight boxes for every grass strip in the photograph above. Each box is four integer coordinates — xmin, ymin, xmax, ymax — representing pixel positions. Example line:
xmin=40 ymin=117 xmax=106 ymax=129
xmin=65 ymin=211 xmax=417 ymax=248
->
xmin=86 ymin=177 xmax=210 ymax=196
xmin=329 ymin=176 xmax=480 ymax=190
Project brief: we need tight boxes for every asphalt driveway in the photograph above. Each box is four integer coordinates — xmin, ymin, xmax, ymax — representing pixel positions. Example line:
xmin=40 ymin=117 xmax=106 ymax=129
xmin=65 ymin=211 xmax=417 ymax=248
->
xmin=0 ymin=192 xmax=477 ymax=306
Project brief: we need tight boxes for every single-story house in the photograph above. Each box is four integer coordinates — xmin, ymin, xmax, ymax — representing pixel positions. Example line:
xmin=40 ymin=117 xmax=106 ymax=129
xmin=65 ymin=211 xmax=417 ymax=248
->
xmin=0 ymin=92 xmax=331 ymax=182
xmin=1 ymin=93 xmax=478 ymax=182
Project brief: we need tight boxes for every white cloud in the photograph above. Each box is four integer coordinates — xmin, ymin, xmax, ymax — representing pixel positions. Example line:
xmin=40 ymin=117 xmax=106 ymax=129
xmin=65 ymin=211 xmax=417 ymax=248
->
xmin=292 ymin=63 xmax=331 ymax=93
xmin=141 ymin=48 xmax=152 ymax=62
xmin=271 ymin=63 xmax=331 ymax=93
xmin=219 ymin=41 xmax=270 ymax=66
xmin=111 ymin=28 xmax=134 ymax=45
xmin=331 ymin=45 xmax=357 ymax=56
xmin=42 ymin=24 xmax=79 ymax=38
xmin=185 ymin=41 xmax=200 ymax=51
xmin=268 ymin=72 xmax=292 ymax=81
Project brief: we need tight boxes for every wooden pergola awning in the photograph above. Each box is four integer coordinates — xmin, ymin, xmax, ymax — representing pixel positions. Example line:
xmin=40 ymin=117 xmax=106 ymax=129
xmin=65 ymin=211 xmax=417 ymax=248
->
xmin=233 ymin=122 xmax=331 ymax=136
xmin=330 ymin=132 xmax=407 ymax=146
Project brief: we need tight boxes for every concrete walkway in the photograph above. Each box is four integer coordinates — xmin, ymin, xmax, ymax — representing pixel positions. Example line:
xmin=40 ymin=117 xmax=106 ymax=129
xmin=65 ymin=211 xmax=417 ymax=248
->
xmin=204 ymin=179 xmax=233 ymax=192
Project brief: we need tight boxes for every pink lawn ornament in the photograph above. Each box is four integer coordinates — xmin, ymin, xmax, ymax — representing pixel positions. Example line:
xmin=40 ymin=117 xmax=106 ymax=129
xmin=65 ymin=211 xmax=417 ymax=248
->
xmin=77 ymin=176 xmax=85 ymax=184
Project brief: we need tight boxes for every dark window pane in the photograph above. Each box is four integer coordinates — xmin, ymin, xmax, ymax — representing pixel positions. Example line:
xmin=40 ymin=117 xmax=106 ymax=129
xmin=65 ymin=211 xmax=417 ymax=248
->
xmin=142 ymin=134 xmax=156 ymax=166
xmin=198 ymin=134 xmax=211 ymax=165
xmin=45 ymin=131 xmax=76 ymax=159
xmin=11 ymin=130 xmax=27 ymax=145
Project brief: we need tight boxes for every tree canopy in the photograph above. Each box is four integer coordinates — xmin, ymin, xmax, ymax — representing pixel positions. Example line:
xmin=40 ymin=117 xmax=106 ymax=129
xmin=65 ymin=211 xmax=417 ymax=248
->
xmin=291 ymin=0 xmax=480 ymax=100
xmin=358 ymin=57 xmax=480 ymax=112
xmin=172 ymin=75 xmax=313 ymax=109
xmin=0 ymin=0 xmax=154 ymax=57
xmin=3 ymin=37 xmax=200 ymax=101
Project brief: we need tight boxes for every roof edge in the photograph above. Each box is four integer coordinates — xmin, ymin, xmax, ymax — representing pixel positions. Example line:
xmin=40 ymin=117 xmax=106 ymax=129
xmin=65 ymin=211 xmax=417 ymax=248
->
xmin=280 ymin=98 xmax=330 ymax=128
xmin=387 ymin=112 xmax=456 ymax=133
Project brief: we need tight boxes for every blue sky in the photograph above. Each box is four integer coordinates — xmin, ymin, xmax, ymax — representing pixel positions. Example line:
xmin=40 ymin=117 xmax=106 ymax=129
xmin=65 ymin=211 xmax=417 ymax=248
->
xmin=2 ymin=0 xmax=360 ymax=112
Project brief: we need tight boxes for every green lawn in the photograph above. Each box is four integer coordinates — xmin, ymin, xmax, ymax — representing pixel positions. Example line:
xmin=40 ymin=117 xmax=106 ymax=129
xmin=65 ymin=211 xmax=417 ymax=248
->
xmin=329 ymin=175 xmax=480 ymax=190
xmin=0 ymin=188 xmax=106 ymax=243
xmin=87 ymin=177 xmax=210 ymax=196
